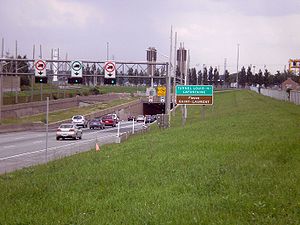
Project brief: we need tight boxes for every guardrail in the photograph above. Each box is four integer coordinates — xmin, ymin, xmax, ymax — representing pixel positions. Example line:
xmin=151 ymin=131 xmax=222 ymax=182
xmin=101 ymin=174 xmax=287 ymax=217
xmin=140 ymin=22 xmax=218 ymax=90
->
xmin=249 ymin=86 xmax=300 ymax=105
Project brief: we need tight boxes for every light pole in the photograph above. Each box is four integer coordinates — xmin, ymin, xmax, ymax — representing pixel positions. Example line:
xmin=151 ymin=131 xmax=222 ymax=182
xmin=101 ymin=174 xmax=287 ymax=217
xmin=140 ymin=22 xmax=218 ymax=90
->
xmin=236 ymin=44 xmax=240 ymax=88
xmin=106 ymin=42 xmax=109 ymax=60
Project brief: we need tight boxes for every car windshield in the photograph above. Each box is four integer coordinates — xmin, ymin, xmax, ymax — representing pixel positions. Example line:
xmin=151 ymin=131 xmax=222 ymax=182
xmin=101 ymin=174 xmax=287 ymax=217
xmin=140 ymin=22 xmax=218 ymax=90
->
xmin=102 ymin=115 xmax=113 ymax=119
xmin=60 ymin=124 xmax=73 ymax=128
xmin=91 ymin=119 xmax=101 ymax=122
xmin=73 ymin=116 xmax=83 ymax=120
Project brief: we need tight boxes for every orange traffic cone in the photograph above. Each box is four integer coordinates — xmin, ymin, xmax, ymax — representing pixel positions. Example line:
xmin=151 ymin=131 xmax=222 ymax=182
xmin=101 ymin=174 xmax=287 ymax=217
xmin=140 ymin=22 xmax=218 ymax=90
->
xmin=96 ymin=143 xmax=100 ymax=151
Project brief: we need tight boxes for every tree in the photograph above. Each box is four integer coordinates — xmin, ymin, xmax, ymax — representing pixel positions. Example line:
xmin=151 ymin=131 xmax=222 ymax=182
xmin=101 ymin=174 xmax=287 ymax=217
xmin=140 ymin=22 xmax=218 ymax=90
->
xmin=224 ymin=70 xmax=230 ymax=87
xmin=127 ymin=68 xmax=134 ymax=84
xmin=208 ymin=66 xmax=213 ymax=85
xmin=197 ymin=70 xmax=202 ymax=85
xmin=213 ymin=67 xmax=219 ymax=86
xmin=189 ymin=68 xmax=197 ymax=85
xmin=19 ymin=55 xmax=30 ymax=86
xmin=257 ymin=69 xmax=263 ymax=86
xmin=203 ymin=67 xmax=208 ymax=85
xmin=263 ymin=69 xmax=270 ymax=87
xmin=246 ymin=66 xmax=253 ymax=86
xmin=239 ymin=66 xmax=246 ymax=87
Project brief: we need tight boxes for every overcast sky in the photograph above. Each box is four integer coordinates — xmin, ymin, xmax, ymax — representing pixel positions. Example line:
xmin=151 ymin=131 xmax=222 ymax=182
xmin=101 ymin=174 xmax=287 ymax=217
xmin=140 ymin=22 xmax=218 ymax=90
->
xmin=1 ymin=0 xmax=300 ymax=73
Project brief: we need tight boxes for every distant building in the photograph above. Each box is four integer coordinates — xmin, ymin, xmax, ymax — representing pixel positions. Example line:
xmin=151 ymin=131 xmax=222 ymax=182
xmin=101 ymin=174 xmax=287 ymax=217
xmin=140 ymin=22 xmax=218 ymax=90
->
xmin=146 ymin=47 xmax=157 ymax=76
xmin=3 ymin=76 xmax=20 ymax=92
xmin=281 ymin=78 xmax=300 ymax=91
xmin=288 ymin=59 xmax=300 ymax=75
xmin=176 ymin=44 xmax=187 ymax=84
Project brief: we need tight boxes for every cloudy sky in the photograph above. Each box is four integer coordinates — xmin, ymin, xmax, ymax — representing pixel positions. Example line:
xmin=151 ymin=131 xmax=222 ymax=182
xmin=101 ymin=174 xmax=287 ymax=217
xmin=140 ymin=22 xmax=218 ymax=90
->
xmin=1 ymin=0 xmax=300 ymax=73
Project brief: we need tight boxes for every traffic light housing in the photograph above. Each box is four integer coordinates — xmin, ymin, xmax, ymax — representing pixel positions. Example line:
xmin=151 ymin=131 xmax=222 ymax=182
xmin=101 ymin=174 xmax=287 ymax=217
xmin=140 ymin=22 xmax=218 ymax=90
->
xmin=68 ymin=77 xmax=83 ymax=84
xmin=35 ymin=77 xmax=48 ymax=84
xmin=104 ymin=78 xmax=116 ymax=85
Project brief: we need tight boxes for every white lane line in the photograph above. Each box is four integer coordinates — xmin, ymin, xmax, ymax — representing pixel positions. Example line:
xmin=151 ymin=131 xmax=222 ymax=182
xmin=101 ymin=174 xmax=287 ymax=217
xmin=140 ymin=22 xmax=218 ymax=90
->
xmin=2 ymin=145 xmax=16 ymax=149
xmin=14 ymin=137 xmax=26 ymax=140
xmin=0 ymin=132 xmax=120 ymax=161
xmin=0 ymin=123 xmax=145 ymax=161
xmin=33 ymin=141 xmax=43 ymax=144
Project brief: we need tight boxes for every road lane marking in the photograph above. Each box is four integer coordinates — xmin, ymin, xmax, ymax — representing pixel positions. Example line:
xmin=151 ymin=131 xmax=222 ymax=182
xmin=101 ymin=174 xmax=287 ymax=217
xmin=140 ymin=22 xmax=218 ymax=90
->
xmin=0 ymin=122 xmax=146 ymax=161
xmin=0 ymin=132 xmax=126 ymax=161
xmin=2 ymin=145 xmax=16 ymax=149
xmin=14 ymin=137 xmax=26 ymax=140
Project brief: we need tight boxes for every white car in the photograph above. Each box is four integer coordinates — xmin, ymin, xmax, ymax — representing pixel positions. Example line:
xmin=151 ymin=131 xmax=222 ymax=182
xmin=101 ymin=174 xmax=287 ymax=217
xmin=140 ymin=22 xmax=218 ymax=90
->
xmin=72 ymin=115 xmax=88 ymax=128
xmin=56 ymin=123 xmax=83 ymax=140
xmin=136 ymin=115 xmax=145 ymax=123
xmin=110 ymin=113 xmax=120 ymax=123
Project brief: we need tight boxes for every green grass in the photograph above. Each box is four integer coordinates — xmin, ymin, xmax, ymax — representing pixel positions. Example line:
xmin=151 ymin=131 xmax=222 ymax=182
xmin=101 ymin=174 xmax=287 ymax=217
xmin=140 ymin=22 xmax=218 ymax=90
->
xmin=3 ymin=85 xmax=145 ymax=105
xmin=97 ymin=85 xmax=146 ymax=94
xmin=1 ymin=97 xmax=138 ymax=125
xmin=5 ymin=84 xmax=145 ymax=97
xmin=0 ymin=90 xmax=299 ymax=224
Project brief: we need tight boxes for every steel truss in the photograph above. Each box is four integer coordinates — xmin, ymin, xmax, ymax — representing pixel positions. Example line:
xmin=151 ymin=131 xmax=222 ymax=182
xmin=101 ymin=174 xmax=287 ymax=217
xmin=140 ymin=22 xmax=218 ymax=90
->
xmin=0 ymin=58 xmax=168 ymax=79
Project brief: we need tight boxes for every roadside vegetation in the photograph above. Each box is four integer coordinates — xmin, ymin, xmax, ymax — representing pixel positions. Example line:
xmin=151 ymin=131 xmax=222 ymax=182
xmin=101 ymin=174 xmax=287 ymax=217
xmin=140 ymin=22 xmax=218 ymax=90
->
xmin=3 ymin=84 xmax=146 ymax=105
xmin=1 ymin=97 xmax=138 ymax=125
xmin=0 ymin=90 xmax=299 ymax=224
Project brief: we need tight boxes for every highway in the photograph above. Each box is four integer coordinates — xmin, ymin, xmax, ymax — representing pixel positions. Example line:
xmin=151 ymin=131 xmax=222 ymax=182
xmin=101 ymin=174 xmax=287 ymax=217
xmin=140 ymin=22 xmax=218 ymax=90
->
xmin=0 ymin=121 xmax=146 ymax=174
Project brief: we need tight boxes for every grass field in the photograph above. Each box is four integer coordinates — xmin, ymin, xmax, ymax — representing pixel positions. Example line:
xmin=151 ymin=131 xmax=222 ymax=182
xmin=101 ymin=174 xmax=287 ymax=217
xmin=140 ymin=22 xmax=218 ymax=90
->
xmin=3 ymin=85 xmax=146 ymax=105
xmin=0 ymin=90 xmax=299 ymax=224
xmin=1 ymin=97 xmax=138 ymax=125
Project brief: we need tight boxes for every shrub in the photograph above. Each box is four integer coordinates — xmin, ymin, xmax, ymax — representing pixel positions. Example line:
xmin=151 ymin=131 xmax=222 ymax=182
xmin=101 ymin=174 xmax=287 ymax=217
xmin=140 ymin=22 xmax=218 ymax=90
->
xmin=89 ymin=87 xmax=100 ymax=95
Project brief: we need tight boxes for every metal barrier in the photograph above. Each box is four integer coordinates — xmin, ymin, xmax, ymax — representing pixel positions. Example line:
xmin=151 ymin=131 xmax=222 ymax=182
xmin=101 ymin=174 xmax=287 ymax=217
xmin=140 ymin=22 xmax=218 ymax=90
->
xmin=250 ymin=86 xmax=300 ymax=105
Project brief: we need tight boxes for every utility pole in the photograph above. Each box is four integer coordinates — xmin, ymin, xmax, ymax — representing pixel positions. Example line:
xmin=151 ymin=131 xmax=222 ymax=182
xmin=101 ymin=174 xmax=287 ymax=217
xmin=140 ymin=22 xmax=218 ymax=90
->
xmin=31 ymin=45 xmax=35 ymax=102
xmin=151 ymin=51 xmax=154 ymax=88
xmin=0 ymin=38 xmax=3 ymax=123
xmin=224 ymin=58 xmax=227 ymax=87
xmin=236 ymin=44 xmax=239 ymax=88
xmin=45 ymin=97 xmax=49 ymax=162
xmin=106 ymin=42 xmax=109 ymax=60
xmin=15 ymin=40 xmax=18 ymax=104
xmin=39 ymin=44 xmax=42 ymax=59
xmin=172 ymin=32 xmax=177 ymax=116
xmin=39 ymin=44 xmax=42 ymax=101
xmin=184 ymin=50 xmax=190 ymax=120
xmin=1 ymin=38 xmax=3 ymax=58
xmin=166 ymin=26 xmax=172 ymax=126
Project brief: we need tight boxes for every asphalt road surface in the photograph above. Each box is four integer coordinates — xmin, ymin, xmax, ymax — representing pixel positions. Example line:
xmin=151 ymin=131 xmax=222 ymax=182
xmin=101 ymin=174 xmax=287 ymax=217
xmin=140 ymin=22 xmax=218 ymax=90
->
xmin=0 ymin=121 xmax=146 ymax=174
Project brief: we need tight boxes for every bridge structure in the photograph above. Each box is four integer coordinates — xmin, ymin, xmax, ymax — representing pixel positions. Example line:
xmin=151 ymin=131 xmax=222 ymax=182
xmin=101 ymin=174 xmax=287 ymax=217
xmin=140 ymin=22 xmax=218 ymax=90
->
xmin=0 ymin=58 xmax=172 ymax=123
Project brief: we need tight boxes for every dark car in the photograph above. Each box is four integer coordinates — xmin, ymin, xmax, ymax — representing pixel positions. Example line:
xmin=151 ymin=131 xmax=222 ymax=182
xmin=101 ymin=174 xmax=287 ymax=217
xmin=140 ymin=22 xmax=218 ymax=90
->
xmin=127 ymin=115 xmax=135 ymax=121
xmin=89 ymin=118 xmax=105 ymax=129
xmin=102 ymin=114 xmax=117 ymax=127
xmin=145 ymin=115 xmax=155 ymax=123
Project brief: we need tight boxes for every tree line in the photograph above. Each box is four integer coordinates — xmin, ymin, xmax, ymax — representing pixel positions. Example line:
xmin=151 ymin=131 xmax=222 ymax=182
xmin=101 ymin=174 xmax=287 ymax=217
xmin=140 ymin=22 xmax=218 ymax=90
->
xmin=186 ymin=66 xmax=299 ymax=88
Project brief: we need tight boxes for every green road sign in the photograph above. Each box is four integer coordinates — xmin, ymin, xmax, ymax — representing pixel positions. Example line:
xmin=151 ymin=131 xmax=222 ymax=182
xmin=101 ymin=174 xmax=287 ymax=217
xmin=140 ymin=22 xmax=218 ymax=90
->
xmin=176 ymin=85 xmax=213 ymax=96
xmin=176 ymin=85 xmax=213 ymax=105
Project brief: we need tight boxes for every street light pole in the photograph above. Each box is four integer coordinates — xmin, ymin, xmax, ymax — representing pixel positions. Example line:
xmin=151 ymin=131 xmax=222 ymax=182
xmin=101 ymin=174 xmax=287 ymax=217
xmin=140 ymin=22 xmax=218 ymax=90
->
xmin=172 ymin=31 xmax=177 ymax=116
xmin=236 ymin=44 xmax=240 ymax=88
xmin=166 ymin=26 xmax=173 ymax=125
xmin=0 ymin=38 xmax=3 ymax=123
xmin=106 ymin=42 xmax=109 ymax=60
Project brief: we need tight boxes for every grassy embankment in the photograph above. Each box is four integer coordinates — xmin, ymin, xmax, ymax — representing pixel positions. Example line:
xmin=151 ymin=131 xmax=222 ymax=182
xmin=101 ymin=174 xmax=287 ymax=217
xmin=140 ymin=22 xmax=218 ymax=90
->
xmin=3 ymin=85 xmax=146 ymax=104
xmin=0 ymin=90 xmax=299 ymax=224
xmin=1 ymin=96 xmax=138 ymax=125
